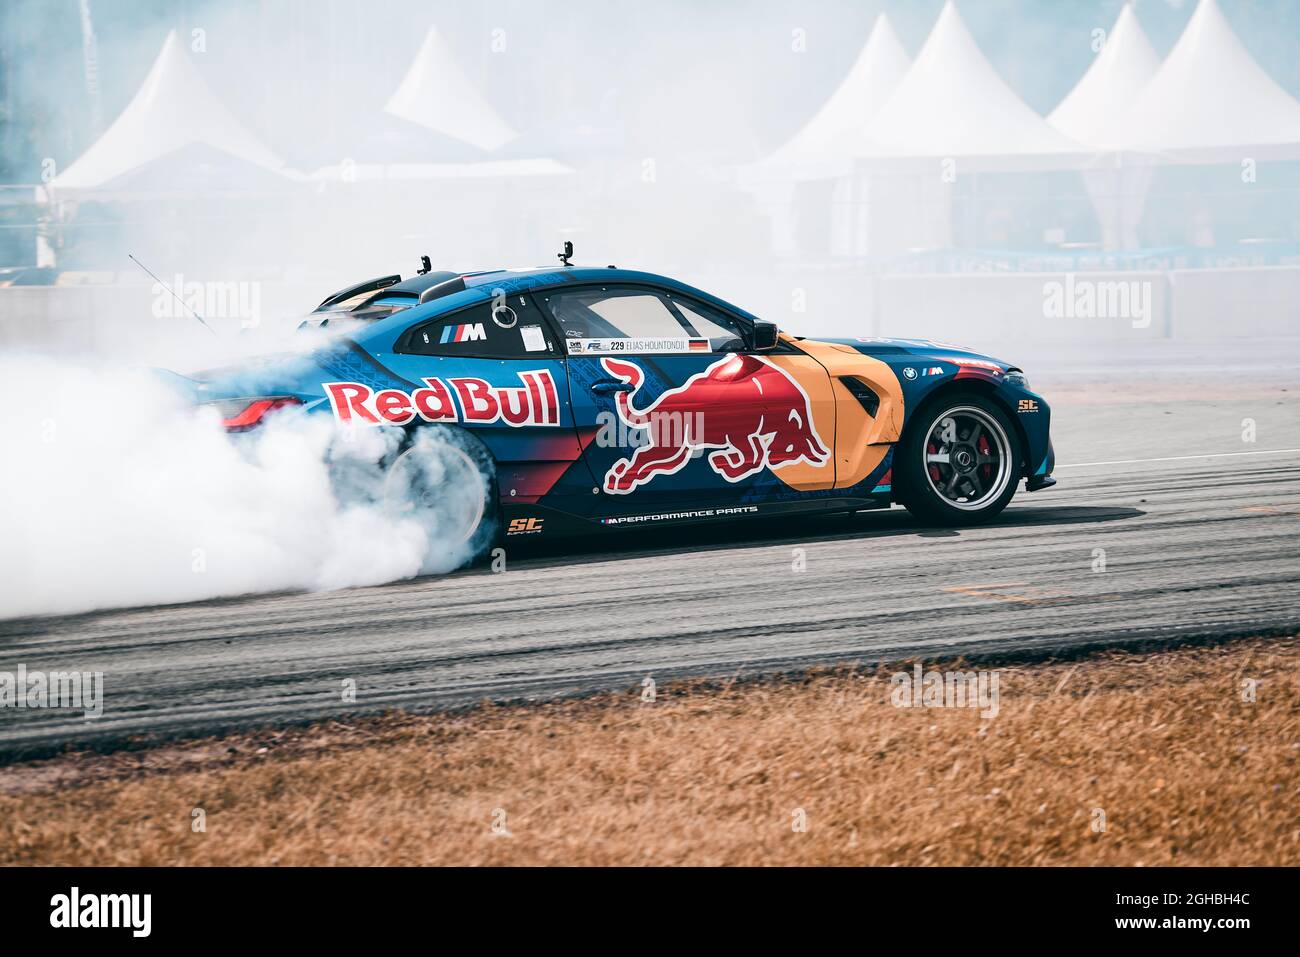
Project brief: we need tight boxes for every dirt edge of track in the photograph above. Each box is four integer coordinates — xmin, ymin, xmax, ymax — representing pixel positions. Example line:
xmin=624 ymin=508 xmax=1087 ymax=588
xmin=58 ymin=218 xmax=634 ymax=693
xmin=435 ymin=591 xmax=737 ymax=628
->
xmin=2 ymin=635 xmax=1297 ymax=866
xmin=2 ymin=625 xmax=1295 ymax=766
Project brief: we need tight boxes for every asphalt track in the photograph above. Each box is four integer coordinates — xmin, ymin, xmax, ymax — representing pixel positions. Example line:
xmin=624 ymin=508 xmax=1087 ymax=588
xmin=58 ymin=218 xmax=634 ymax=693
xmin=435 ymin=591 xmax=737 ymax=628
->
xmin=2 ymin=340 xmax=1298 ymax=760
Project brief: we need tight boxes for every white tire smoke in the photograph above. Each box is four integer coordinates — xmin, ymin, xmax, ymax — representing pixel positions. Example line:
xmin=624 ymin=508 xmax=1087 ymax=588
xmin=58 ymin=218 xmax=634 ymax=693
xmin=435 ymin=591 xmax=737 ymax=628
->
xmin=0 ymin=356 xmax=485 ymax=619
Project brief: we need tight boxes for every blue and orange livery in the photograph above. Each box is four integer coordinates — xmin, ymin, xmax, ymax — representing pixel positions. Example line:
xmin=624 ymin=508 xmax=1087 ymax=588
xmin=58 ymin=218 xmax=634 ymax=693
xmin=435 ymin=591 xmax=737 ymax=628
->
xmin=180 ymin=261 xmax=1056 ymax=555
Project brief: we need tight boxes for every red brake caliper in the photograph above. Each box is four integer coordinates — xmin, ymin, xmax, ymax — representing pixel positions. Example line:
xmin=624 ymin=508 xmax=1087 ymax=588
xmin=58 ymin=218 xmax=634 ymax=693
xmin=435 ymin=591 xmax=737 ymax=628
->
xmin=927 ymin=440 xmax=941 ymax=484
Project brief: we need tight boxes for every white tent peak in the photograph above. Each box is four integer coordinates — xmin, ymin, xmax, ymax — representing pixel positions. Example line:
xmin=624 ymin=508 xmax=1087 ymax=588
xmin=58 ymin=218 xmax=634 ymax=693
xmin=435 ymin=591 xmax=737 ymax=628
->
xmin=53 ymin=29 xmax=283 ymax=189
xmin=383 ymin=25 xmax=518 ymax=152
xmin=857 ymin=0 xmax=1084 ymax=162
xmin=1048 ymin=4 xmax=1159 ymax=145
xmin=1097 ymin=0 xmax=1300 ymax=156
xmin=756 ymin=12 xmax=911 ymax=178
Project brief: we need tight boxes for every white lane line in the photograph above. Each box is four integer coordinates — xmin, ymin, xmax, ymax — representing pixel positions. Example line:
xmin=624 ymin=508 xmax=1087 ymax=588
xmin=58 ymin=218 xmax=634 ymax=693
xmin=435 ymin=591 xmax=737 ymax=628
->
xmin=1058 ymin=448 xmax=1300 ymax=469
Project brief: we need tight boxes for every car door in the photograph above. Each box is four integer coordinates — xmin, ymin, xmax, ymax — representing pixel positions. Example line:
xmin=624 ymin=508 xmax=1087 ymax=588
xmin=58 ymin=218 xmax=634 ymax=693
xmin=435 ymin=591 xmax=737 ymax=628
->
xmin=538 ymin=283 xmax=837 ymax=509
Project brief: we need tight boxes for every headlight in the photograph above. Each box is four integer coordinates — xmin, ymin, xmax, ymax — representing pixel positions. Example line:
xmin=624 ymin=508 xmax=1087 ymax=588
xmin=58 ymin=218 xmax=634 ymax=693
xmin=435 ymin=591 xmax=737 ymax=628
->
xmin=1003 ymin=370 xmax=1030 ymax=389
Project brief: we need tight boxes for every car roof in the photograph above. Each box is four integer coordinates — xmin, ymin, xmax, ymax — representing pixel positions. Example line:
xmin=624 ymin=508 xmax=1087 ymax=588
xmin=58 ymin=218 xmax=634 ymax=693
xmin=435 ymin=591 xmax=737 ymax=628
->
xmin=348 ymin=265 xmax=763 ymax=352
xmin=469 ymin=266 xmax=760 ymax=319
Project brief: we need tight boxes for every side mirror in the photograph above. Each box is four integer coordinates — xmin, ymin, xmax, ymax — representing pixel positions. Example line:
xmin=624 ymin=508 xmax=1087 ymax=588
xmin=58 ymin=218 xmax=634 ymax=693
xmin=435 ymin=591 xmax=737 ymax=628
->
xmin=751 ymin=320 xmax=779 ymax=352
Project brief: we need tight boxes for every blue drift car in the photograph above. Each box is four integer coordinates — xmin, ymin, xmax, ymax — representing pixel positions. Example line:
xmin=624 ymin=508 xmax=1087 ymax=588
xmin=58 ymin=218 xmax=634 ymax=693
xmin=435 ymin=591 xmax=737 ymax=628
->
xmin=186 ymin=255 xmax=1056 ymax=561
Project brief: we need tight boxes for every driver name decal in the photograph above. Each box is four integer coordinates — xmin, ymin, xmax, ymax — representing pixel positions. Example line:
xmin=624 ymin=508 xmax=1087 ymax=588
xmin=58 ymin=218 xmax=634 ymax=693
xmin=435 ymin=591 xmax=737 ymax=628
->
xmin=567 ymin=337 xmax=710 ymax=355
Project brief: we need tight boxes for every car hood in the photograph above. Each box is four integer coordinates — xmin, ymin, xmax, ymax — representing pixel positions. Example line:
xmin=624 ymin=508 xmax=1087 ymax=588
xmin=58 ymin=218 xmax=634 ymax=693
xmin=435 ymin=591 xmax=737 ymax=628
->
xmin=804 ymin=336 xmax=1015 ymax=369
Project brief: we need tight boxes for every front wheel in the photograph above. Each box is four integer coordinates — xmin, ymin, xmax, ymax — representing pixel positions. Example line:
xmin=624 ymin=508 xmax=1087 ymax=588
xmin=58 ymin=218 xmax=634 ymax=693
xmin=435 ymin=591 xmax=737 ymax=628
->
xmin=897 ymin=393 xmax=1021 ymax=525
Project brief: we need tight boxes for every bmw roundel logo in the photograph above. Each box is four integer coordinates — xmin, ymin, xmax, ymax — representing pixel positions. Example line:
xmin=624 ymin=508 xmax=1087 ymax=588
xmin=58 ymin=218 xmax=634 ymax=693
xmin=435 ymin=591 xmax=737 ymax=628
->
xmin=902 ymin=367 xmax=917 ymax=380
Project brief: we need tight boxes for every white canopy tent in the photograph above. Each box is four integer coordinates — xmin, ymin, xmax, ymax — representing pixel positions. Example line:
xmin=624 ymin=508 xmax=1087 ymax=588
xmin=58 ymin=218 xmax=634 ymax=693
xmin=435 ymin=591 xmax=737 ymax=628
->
xmin=737 ymin=14 xmax=911 ymax=256
xmin=309 ymin=25 xmax=572 ymax=184
xmin=1048 ymin=4 xmax=1159 ymax=147
xmin=1048 ymin=4 xmax=1161 ymax=250
xmin=301 ymin=26 xmax=571 ymax=271
xmin=751 ymin=14 xmax=911 ymax=183
xmin=1056 ymin=0 xmax=1300 ymax=251
xmin=855 ymin=1 xmax=1086 ymax=169
xmin=835 ymin=1 xmax=1089 ymax=256
xmin=1094 ymin=0 xmax=1300 ymax=162
xmin=383 ymin=25 xmax=518 ymax=153
xmin=51 ymin=30 xmax=284 ymax=191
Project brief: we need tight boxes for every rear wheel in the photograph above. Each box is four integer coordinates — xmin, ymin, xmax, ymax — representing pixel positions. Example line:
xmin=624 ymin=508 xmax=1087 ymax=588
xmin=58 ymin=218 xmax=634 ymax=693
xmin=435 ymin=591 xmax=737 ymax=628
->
xmin=383 ymin=427 xmax=499 ymax=566
xmin=898 ymin=392 xmax=1021 ymax=525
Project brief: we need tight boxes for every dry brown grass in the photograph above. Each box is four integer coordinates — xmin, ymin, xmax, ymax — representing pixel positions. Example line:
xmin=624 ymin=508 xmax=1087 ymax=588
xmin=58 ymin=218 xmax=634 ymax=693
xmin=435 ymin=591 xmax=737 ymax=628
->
xmin=1 ymin=638 xmax=1297 ymax=865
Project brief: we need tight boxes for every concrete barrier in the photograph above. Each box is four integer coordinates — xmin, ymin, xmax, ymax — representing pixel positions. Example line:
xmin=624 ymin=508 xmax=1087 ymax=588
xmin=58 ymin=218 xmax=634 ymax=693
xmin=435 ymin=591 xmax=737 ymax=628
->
xmin=703 ymin=266 xmax=1298 ymax=342
xmin=1170 ymin=266 xmax=1300 ymax=339
xmin=876 ymin=271 xmax=1171 ymax=341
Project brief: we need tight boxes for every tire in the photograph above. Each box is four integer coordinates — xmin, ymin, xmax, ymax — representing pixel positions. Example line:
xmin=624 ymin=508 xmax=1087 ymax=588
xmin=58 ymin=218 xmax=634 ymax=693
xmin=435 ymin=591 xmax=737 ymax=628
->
xmin=897 ymin=391 xmax=1022 ymax=526
xmin=382 ymin=426 xmax=499 ymax=566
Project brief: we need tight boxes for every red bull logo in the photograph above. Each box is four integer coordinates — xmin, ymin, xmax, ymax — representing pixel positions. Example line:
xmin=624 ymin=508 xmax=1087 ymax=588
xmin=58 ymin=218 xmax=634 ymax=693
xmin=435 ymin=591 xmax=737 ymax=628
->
xmin=324 ymin=370 xmax=560 ymax=427
xmin=601 ymin=355 xmax=831 ymax=494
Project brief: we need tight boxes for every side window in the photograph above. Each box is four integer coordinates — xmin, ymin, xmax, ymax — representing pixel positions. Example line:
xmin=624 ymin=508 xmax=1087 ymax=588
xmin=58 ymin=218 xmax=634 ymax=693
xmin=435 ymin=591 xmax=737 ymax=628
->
xmin=664 ymin=294 xmax=747 ymax=353
xmin=539 ymin=286 xmax=747 ymax=355
xmin=544 ymin=287 xmax=682 ymax=338
xmin=399 ymin=294 xmax=558 ymax=358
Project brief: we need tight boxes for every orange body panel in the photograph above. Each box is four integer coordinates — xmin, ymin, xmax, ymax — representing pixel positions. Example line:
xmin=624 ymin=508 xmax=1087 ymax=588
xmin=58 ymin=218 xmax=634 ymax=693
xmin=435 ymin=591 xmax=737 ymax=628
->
xmin=764 ymin=353 xmax=839 ymax=490
xmin=781 ymin=337 xmax=906 ymax=490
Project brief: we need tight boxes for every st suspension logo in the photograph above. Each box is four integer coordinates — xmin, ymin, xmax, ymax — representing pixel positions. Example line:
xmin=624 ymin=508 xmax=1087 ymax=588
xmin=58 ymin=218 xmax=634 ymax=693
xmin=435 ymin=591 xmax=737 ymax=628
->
xmin=325 ymin=370 xmax=560 ymax=427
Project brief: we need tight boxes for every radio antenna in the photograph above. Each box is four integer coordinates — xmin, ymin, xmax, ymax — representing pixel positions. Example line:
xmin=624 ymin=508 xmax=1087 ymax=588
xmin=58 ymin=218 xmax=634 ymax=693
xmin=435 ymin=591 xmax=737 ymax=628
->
xmin=128 ymin=253 xmax=217 ymax=336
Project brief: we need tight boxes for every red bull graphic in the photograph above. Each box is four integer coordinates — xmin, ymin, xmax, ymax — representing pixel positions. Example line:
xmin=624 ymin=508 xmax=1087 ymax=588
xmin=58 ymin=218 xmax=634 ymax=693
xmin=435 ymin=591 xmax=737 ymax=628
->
xmin=324 ymin=370 xmax=560 ymax=427
xmin=600 ymin=355 xmax=831 ymax=494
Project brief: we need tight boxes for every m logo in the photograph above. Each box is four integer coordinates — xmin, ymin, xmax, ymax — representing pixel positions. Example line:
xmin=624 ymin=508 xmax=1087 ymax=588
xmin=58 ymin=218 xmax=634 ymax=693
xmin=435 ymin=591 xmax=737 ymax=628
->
xmin=440 ymin=322 xmax=487 ymax=344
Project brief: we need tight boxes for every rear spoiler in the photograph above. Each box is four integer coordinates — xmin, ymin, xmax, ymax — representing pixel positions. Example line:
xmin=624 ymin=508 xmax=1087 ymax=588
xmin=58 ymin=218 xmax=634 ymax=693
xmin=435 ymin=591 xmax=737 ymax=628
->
xmin=314 ymin=275 xmax=401 ymax=312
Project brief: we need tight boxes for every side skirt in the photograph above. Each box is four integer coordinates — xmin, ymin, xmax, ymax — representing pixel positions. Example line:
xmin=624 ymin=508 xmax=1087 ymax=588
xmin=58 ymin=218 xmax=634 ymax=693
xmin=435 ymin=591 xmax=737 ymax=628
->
xmin=501 ymin=493 xmax=892 ymax=542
